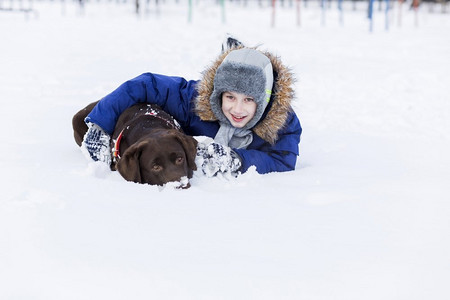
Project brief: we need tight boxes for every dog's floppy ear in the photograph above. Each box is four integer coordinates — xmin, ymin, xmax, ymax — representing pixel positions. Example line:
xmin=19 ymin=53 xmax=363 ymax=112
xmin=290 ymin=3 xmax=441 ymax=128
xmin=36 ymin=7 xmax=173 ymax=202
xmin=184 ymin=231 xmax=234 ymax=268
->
xmin=174 ymin=132 xmax=198 ymax=172
xmin=116 ymin=141 xmax=148 ymax=183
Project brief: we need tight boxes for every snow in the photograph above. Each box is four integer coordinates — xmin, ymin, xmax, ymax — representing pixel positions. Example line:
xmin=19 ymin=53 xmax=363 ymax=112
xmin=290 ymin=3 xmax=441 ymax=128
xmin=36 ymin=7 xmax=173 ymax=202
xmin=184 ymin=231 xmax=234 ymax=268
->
xmin=1 ymin=1 xmax=450 ymax=299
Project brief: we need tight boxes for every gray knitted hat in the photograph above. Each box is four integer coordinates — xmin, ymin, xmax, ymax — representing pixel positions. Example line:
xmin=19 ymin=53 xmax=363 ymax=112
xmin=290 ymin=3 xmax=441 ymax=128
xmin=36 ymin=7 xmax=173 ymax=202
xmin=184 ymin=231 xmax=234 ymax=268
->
xmin=209 ymin=48 xmax=274 ymax=130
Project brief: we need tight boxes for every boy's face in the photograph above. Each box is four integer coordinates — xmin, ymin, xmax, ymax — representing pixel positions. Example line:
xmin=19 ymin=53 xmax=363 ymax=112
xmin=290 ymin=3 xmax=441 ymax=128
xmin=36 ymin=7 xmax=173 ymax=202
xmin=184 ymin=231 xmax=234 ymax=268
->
xmin=221 ymin=91 xmax=257 ymax=128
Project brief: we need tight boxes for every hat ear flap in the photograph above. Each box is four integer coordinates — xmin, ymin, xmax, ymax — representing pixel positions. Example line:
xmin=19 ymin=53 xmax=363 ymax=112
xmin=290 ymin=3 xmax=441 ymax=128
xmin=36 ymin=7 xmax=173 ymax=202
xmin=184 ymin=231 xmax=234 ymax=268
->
xmin=116 ymin=141 xmax=147 ymax=183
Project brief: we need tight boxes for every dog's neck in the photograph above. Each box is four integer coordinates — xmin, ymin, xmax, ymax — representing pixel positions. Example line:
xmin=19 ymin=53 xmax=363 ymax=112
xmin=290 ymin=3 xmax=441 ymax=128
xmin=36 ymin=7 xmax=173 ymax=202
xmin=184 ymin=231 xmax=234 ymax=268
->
xmin=112 ymin=105 xmax=181 ymax=160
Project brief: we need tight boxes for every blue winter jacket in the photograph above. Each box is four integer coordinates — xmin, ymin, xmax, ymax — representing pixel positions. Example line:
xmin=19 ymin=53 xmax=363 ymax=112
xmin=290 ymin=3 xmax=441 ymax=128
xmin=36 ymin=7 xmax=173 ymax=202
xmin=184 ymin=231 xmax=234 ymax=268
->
xmin=86 ymin=51 xmax=302 ymax=174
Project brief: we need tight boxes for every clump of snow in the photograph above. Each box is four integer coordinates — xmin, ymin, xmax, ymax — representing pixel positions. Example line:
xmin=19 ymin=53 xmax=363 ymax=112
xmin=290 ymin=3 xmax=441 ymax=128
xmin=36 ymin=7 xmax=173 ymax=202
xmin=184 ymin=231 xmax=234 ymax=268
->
xmin=79 ymin=159 xmax=114 ymax=179
xmin=163 ymin=176 xmax=190 ymax=190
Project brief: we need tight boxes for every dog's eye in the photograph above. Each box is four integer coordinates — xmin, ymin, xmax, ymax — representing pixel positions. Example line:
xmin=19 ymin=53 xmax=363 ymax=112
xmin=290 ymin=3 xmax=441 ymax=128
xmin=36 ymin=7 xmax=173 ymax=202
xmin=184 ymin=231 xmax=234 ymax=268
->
xmin=175 ymin=156 xmax=184 ymax=165
xmin=170 ymin=153 xmax=184 ymax=165
xmin=152 ymin=164 xmax=163 ymax=172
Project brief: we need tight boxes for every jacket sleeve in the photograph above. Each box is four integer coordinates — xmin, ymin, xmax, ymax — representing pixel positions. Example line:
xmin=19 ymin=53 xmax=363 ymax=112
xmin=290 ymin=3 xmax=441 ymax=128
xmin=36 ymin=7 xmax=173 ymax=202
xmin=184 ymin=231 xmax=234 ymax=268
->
xmin=85 ymin=73 xmax=198 ymax=135
xmin=234 ymin=112 xmax=302 ymax=174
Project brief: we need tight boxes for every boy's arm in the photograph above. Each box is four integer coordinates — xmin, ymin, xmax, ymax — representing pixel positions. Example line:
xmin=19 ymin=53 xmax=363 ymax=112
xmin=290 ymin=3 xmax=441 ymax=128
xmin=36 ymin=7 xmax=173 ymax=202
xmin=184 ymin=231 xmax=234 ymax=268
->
xmin=85 ymin=73 xmax=197 ymax=135
xmin=234 ymin=112 xmax=302 ymax=174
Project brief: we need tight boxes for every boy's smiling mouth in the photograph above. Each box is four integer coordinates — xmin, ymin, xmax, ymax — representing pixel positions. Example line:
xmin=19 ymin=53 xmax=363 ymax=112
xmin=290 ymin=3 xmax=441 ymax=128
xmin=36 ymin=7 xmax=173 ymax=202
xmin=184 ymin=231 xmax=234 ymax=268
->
xmin=231 ymin=114 xmax=247 ymax=122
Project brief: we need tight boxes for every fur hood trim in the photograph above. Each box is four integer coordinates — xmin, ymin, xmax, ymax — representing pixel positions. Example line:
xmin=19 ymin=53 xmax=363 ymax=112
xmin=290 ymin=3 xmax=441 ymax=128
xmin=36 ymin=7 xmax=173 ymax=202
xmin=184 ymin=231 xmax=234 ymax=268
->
xmin=195 ymin=47 xmax=295 ymax=145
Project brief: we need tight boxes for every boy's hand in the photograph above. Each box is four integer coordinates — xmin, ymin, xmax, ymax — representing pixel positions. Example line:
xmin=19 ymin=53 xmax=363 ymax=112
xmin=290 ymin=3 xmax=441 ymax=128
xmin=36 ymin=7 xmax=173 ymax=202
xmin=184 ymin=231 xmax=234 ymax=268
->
xmin=196 ymin=142 xmax=242 ymax=178
xmin=82 ymin=122 xmax=111 ymax=165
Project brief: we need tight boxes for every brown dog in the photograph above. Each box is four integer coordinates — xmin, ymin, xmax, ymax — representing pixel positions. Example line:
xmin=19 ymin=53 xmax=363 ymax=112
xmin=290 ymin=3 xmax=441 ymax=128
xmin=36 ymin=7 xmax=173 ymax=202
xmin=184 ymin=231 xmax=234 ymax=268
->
xmin=72 ymin=102 xmax=197 ymax=188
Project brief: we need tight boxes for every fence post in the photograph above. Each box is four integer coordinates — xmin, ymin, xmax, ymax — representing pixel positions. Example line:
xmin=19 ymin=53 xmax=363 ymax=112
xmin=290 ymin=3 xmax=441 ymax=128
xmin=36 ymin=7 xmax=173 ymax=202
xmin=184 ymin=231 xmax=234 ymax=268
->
xmin=221 ymin=0 xmax=225 ymax=23
xmin=385 ymin=0 xmax=390 ymax=30
xmin=188 ymin=0 xmax=192 ymax=22
xmin=271 ymin=0 xmax=276 ymax=27
xmin=368 ymin=0 xmax=374 ymax=32
xmin=321 ymin=0 xmax=327 ymax=26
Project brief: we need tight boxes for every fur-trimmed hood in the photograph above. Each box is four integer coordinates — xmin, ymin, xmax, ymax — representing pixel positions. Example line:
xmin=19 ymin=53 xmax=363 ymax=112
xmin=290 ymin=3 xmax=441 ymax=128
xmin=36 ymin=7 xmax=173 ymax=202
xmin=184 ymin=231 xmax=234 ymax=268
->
xmin=195 ymin=47 xmax=296 ymax=145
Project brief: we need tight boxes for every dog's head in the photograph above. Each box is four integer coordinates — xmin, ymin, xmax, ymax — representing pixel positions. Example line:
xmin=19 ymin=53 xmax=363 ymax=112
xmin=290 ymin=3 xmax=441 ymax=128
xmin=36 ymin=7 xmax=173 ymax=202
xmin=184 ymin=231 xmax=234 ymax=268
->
xmin=116 ymin=129 xmax=198 ymax=188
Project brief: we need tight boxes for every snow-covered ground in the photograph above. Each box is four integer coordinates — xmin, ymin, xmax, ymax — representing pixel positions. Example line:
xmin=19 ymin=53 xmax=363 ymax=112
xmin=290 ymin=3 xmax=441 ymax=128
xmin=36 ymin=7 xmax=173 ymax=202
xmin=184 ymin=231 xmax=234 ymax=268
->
xmin=1 ymin=1 xmax=450 ymax=299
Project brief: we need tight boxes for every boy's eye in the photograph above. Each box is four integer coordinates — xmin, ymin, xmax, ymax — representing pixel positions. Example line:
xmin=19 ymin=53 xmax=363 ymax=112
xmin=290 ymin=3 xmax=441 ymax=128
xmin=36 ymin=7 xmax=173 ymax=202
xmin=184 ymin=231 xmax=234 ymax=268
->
xmin=245 ymin=98 xmax=254 ymax=102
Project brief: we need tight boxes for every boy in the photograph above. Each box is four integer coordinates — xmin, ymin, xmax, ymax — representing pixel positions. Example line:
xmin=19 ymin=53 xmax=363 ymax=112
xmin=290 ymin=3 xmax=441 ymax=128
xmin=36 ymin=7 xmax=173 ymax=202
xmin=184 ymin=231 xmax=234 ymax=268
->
xmin=83 ymin=42 xmax=302 ymax=177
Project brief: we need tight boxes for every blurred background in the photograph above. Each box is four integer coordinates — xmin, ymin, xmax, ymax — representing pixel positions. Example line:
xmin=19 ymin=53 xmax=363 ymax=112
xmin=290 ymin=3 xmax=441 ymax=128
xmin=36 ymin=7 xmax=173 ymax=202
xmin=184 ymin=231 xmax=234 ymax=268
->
xmin=1 ymin=0 xmax=448 ymax=28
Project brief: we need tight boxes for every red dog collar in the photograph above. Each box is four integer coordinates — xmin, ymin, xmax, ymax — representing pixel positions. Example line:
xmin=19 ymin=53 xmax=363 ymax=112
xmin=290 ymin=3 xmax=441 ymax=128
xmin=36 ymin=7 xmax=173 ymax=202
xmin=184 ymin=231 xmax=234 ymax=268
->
xmin=112 ymin=128 xmax=125 ymax=159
